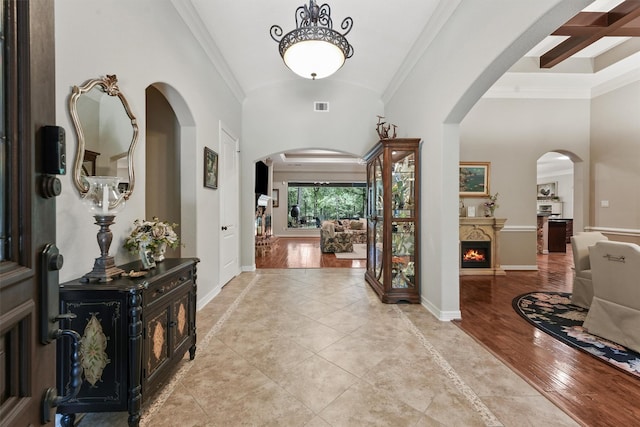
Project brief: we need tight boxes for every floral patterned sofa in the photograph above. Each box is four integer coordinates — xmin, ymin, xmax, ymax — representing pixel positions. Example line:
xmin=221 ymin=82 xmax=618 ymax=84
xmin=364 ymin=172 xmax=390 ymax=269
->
xmin=320 ymin=219 xmax=367 ymax=253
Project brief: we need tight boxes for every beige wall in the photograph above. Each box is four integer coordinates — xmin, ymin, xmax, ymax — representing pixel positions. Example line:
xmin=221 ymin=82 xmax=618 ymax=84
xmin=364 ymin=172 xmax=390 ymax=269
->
xmin=459 ymin=79 xmax=640 ymax=265
xmin=460 ymin=97 xmax=591 ymax=268
xmin=590 ymin=80 xmax=640 ymax=244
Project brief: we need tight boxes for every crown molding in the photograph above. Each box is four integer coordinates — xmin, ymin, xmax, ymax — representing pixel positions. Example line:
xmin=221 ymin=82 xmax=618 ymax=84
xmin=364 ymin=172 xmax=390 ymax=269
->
xmin=382 ymin=0 xmax=461 ymax=104
xmin=170 ymin=0 xmax=245 ymax=103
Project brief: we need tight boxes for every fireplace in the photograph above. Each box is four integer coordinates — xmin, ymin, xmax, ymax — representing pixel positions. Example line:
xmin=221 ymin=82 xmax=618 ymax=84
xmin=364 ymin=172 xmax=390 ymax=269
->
xmin=459 ymin=217 xmax=506 ymax=276
xmin=461 ymin=241 xmax=491 ymax=269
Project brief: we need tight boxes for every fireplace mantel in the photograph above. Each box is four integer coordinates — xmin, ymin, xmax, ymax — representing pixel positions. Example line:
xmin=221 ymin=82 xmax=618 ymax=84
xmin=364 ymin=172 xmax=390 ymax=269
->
xmin=459 ymin=217 xmax=506 ymax=276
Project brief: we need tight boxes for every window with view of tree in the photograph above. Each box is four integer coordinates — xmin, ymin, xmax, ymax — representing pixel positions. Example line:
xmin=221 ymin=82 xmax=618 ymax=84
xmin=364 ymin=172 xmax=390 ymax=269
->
xmin=287 ymin=183 xmax=366 ymax=228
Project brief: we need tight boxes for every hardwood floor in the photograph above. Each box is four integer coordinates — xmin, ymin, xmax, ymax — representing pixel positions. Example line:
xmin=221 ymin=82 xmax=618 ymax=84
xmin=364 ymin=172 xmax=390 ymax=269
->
xmin=255 ymin=237 xmax=366 ymax=269
xmin=258 ymin=238 xmax=640 ymax=426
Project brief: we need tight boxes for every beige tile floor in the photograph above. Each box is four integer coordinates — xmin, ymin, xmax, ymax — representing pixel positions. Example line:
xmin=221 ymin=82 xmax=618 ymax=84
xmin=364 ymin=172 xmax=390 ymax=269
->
xmin=78 ymin=269 xmax=578 ymax=426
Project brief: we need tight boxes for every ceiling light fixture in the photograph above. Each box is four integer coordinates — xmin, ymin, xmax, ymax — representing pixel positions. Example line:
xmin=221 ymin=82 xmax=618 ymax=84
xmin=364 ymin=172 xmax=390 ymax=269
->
xmin=270 ymin=0 xmax=354 ymax=80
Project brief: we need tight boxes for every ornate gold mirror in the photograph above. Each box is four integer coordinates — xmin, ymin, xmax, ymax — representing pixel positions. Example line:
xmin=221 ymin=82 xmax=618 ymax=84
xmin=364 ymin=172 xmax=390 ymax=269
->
xmin=70 ymin=74 xmax=138 ymax=199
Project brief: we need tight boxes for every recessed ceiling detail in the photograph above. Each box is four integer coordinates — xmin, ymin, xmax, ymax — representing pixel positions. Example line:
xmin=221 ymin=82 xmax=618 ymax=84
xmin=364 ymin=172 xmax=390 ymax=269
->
xmin=278 ymin=150 xmax=361 ymax=164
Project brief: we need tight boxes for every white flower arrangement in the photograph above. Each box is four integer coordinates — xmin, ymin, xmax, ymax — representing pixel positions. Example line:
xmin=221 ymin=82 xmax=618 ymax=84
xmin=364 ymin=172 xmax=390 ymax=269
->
xmin=484 ymin=192 xmax=500 ymax=210
xmin=124 ymin=217 xmax=180 ymax=253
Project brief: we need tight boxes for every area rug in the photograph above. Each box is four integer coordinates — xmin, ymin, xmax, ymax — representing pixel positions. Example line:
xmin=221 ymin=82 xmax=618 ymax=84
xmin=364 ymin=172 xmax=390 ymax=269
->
xmin=334 ymin=243 xmax=366 ymax=259
xmin=513 ymin=292 xmax=640 ymax=379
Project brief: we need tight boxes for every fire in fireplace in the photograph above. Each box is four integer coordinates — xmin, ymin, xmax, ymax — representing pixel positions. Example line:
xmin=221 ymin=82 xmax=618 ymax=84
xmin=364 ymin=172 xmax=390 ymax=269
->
xmin=463 ymin=249 xmax=485 ymax=262
xmin=461 ymin=241 xmax=491 ymax=269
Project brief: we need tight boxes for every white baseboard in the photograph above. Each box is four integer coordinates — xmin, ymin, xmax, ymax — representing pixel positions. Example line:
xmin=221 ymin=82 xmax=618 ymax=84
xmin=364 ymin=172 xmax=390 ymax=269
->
xmin=421 ymin=296 xmax=462 ymax=321
xmin=502 ymin=265 xmax=538 ymax=271
xmin=197 ymin=286 xmax=221 ymax=311
xmin=242 ymin=264 xmax=256 ymax=272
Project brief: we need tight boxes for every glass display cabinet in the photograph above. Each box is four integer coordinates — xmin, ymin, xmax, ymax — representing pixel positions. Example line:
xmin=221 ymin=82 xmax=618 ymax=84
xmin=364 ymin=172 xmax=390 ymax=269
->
xmin=363 ymin=138 xmax=421 ymax=303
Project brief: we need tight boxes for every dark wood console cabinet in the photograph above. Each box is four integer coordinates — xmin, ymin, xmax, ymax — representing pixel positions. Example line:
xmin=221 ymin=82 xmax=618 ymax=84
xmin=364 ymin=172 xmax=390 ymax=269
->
xmin=57 ymin=258 xmax=199 ymax=427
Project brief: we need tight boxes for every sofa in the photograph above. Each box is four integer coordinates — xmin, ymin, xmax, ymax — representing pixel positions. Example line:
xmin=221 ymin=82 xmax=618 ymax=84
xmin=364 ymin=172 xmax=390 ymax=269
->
xmin=320 ymin=219 xmax=367 ymax=253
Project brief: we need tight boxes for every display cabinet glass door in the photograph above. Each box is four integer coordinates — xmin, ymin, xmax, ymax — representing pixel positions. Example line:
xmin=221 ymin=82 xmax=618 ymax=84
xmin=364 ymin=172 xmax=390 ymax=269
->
xmin=367 ymin=154 xmax=385 ymax=282
xmin=391 ymin=151 xmax=416 ymax=289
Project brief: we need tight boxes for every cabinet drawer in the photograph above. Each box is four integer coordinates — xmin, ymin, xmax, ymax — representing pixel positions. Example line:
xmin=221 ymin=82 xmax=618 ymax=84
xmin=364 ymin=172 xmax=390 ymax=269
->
xmin=144 ymin=269 xmax=193 ymax=308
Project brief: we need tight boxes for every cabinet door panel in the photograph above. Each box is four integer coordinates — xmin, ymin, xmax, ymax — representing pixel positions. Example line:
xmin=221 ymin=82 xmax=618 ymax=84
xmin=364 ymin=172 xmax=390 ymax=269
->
xmin=58 ymin=293 xmax=128 ymax=413
xmin=144 ymin=307 xmax=170 ymax=382
xmin=171 ymin=288 xmax=192 ymax=355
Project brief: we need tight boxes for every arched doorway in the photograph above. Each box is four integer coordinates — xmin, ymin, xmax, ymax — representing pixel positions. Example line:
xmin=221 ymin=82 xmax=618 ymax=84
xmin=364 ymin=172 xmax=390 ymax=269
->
xmin=537 ymin=151 xmax=574 ymax=219
xmin=145 ymin=86 xmax=181 ymax=257
xmin=145 ymin=83 xmax=197 ymax=259
xmin=536 ymin=150 xmax=588 ymax=256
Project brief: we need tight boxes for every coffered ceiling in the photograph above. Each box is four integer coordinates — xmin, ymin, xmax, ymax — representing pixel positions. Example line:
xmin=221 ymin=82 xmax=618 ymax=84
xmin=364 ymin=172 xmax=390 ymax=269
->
xmin=539 ymin=0 xmax=640 ymax=69
xmin=489 ymin=0 xmax=640 ymax=97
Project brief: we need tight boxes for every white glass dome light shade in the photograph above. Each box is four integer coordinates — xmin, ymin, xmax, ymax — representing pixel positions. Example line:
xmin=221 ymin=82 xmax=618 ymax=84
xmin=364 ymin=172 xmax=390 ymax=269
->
xmin=283 ymin=40 xmax=346 ymax=79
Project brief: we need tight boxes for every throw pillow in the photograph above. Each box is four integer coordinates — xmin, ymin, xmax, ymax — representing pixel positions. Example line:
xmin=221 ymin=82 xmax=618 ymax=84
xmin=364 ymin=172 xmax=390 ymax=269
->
xmin=350 ymin=220 xmax=364 ymax=230
xmin=335 ymin=225 xmax=345 ymax=232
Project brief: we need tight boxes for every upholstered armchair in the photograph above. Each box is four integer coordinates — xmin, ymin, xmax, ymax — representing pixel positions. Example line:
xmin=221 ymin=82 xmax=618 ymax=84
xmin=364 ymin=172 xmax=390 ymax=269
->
xmin=570 ymin=232 xmax=608 ymax=308
xmin=583 ymin=241 xmax=640 ymax=352
xmin=320 ymin=221 xmax=353 ymax=253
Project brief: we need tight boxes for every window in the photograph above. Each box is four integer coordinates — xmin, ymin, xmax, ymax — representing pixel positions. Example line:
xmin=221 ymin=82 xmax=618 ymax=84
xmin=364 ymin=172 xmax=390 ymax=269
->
xmin=287 ymin=182 xmax=366 ymax=229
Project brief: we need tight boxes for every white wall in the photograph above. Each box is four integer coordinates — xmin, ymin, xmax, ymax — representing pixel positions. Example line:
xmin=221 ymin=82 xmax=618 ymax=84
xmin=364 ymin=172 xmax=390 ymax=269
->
xmin=384 ymin=0 xmax=586 ymax=319
xmin=55 ymin=0 xmax=241 ymax=305
xmin=241 ymin=80 xmax=383 ymax=269
xmin=537 ymin=171 xmax=574 ymax=220
xmin=54 ymin=0 xmax=599 ymax=320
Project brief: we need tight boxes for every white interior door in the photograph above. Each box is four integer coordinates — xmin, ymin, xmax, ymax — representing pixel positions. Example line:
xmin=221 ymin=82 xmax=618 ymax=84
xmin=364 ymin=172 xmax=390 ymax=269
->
xmin=219 ymin=123 xmax=240 ymax=285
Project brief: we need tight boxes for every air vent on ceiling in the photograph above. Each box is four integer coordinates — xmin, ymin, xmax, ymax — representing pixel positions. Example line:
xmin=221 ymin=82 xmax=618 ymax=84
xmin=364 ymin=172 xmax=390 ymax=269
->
xmin=314 ymin=101 xmax=329 ymax=112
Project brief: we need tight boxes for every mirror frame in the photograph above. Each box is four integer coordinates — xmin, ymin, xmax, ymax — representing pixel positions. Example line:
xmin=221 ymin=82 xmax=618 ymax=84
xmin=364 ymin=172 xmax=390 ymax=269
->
xmin=69 ymin=74 xmax=138 ymax=199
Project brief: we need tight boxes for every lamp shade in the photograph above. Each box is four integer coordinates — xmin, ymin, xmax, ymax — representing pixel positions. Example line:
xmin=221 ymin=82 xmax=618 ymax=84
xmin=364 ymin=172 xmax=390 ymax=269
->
xmin=271 ymin=1 xmax=353 ymax=80
xmin=283 ymin=39 xmax=346 ymax=79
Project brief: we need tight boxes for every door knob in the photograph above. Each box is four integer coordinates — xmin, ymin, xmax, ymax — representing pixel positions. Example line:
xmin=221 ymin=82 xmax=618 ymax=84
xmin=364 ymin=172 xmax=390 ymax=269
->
xmin=222 ymin=226 xmax=228 ymax=231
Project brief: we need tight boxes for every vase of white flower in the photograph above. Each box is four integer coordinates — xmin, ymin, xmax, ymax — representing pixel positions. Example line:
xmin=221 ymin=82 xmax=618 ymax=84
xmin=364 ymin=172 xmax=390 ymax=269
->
xmin=124 ymin=217 xmax=180 ymax=265
xmin=483 ymin=193 xmax=499 ymax=217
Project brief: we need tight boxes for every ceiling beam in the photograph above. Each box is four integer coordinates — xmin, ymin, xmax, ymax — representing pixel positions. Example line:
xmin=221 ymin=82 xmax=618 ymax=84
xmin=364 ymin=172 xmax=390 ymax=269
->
xmin=541 ymin=0 xmax=640 ymax=68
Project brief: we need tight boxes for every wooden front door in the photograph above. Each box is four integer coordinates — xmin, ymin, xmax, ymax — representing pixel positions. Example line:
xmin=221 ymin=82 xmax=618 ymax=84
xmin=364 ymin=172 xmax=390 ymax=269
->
xmin=0 ymin=1 xmax=59 ymax=425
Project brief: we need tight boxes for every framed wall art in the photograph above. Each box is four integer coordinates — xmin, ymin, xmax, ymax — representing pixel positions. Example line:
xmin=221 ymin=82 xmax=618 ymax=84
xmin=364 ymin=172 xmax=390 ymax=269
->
xmin=204 ymin=147 xmax=218 ymax=189
xmin=459 ymin=162 xmax=490 ymax=197
xmin=537 ymin=182 xmax=557 ymax=199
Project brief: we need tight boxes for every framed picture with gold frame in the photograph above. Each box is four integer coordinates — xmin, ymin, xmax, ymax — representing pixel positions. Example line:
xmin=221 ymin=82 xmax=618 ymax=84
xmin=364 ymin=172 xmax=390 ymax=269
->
xmin=459 ymin=162 xmax=490 ymax=197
